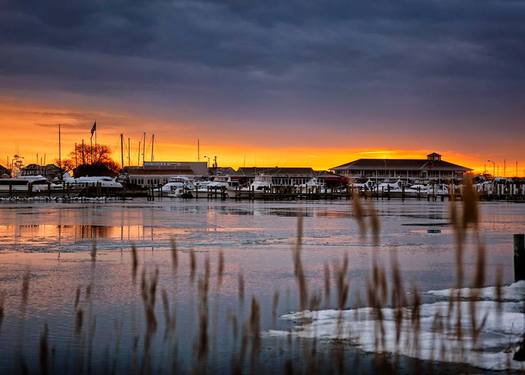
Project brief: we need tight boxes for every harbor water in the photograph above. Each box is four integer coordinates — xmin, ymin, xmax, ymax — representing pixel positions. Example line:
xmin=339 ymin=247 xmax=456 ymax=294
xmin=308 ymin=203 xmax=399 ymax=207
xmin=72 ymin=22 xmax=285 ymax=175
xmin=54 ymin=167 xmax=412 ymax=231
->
xmin=0 ymin=199 xmax=524 ymax=372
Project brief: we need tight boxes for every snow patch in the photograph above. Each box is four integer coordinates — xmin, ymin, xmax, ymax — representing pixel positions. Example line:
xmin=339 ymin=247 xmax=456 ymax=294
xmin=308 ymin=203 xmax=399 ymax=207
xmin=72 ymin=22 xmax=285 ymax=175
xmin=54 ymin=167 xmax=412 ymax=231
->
xmin=267 ymin=283 xmax=525 ymax=371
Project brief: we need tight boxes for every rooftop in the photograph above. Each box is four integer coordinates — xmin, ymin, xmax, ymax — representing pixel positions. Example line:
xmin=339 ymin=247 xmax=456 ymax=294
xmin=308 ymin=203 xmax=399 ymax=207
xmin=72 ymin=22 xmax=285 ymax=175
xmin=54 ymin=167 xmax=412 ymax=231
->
xmin=332 ymin=154 xmax=471 ymax=172
xmin=237 ymin=167 xmax=315 ymax=175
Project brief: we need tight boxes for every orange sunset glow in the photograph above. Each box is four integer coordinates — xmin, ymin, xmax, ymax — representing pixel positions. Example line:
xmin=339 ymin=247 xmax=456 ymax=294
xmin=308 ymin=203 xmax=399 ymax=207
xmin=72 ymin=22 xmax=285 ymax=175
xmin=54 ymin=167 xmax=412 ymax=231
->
xmin=1 ymin=97 xmax=523 ymax=175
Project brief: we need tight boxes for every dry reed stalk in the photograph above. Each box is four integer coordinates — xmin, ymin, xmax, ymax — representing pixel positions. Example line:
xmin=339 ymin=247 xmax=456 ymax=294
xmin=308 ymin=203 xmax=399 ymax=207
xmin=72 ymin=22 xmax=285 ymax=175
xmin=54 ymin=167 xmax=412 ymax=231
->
xmin=196 ymin=309 xmax=209 ymax=362
xmin=170 ymin=238 xmax=178 ymax=273
xmin=249 ymin=297 xmax=261 ymax=361
xmin=229 ymin=312 xmax=239 ymax=342
xmin=390 ymin=252 xmax=406 ymax=349
xmin=333 ymin=255 xmax=349 ymax=310
xmin=20 ymin=271 xmax=30 ymax=314
xmin=238 ymin=273 xmax=245 ymax=304
xmin=141 ymin=267 xmax=159 ymax=333
xmin=272 ymin=290 xmax=280 ymax=326
xmin=217 ymin=251 xmax=224 ymax=287
xmin=292 ymin=216 xmax=308 ymax=311
xmin=352 ymin=190 xmax=366 ymax=238
xmin=461 ymin=175 xmax=479 ymax=230
xmin=39 ymin=323 xmax=49 ymax=375
xmin=75 ymin=308 xmax=84 ymax=335
xmin=367 ymin=258 xmax=387 ymax=351
xmin=0 ymin=292 xmax=5 ymax=334
xmin=74 ymin=286 xmax=81 ymax=309
xmin=161 ymin=288 xmax=175 ymax=336
xmin=495 ymin=266 xmax=503 ymax=316
xmin=367 ymin=200 xmax=380 ymax=246
xmin=131 ymin=244 xmax=138 ymax=282
xmin=323 ymin=262 xmax=330 ymax=305
xmin=410 ymin=285 xmax=421 ymax=358
xmin=90 ymin=241 xmax=97 ymax=263
xmin=190 ymin=248 xmax=196 ymax=282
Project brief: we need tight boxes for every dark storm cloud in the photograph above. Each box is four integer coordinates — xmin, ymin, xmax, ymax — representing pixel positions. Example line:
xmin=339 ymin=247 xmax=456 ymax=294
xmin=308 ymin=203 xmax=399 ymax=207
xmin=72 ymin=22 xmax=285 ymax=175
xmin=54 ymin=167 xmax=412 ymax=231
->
xmin=1 ymin=0 xmax=524 ymax=134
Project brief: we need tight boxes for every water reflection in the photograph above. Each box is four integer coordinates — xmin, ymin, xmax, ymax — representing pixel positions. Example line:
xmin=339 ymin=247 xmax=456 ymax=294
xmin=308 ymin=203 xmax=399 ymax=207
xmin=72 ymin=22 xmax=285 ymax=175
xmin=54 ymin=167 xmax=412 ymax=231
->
xmin=0 ymin=223 xmax=190 ymax=251
xmin=0 ymin=200 xmax=523 ymax=254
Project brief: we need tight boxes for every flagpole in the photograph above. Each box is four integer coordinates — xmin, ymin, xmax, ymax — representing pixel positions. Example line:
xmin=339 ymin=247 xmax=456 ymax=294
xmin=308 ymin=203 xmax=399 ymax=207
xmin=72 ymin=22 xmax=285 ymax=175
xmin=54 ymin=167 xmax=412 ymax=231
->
xmin=58 ymin=124 xmax=62 ymax=170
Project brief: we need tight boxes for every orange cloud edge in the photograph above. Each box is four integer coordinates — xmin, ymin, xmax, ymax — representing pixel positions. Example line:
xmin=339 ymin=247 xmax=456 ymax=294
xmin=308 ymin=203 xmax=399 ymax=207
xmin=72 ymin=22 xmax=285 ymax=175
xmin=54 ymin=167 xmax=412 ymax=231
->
xmin=0 ymin=97 xmax=523 ymax=176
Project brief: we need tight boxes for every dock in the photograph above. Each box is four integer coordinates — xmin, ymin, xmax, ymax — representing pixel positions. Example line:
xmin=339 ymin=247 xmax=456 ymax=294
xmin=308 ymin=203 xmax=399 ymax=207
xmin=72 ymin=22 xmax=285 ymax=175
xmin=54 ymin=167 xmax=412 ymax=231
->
xmin=1 ymin=180 xmax=524 ymax=202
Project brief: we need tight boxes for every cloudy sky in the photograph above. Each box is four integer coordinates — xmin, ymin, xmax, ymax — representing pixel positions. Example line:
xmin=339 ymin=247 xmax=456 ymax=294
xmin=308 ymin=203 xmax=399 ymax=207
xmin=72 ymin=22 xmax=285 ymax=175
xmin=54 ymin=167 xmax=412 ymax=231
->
xmin=1 ymin=0 xmax=524 ymax=172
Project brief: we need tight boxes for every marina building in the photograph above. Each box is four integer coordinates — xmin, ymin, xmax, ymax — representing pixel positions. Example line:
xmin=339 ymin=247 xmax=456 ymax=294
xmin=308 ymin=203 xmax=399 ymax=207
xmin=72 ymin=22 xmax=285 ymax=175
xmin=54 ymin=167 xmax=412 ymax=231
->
xmin=123 ymin=161 xmax=208 ymax=187
xmin=235 ymin=167 xmax=345 ymax=187
xmin=331 ymin=153 xmax=471 ymax=182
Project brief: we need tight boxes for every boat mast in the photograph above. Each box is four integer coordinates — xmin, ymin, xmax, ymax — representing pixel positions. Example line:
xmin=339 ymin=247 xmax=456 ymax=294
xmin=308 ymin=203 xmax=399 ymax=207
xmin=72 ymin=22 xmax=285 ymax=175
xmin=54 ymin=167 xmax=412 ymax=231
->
xmin=151 ymin=134 xmax=155 ymax=162
xmin=142 ymin=132 xmax=146 ymax=165
xmin=138 ymin=141 xmax=141 ymax=166
xmin=120 ymin=134 xmax=124 ymax=169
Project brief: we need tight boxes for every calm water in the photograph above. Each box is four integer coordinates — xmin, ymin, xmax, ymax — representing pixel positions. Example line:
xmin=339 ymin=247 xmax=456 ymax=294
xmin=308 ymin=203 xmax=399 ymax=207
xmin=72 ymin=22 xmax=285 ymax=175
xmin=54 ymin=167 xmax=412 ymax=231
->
xmin=0 ymin=199 xmax=523 ymax=373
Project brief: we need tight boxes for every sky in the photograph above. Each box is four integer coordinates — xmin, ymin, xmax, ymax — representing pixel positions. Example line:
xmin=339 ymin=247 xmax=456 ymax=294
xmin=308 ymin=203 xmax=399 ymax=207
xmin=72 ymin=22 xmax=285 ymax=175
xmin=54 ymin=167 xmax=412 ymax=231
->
xmin=1 ymin=0 xmax=524 ymax=174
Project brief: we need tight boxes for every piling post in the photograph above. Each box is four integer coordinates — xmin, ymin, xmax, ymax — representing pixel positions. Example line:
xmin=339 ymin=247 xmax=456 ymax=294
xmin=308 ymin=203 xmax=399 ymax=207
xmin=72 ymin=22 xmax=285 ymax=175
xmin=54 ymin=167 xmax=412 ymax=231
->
xmin=515 ymin=234 xmax=525 ymax=282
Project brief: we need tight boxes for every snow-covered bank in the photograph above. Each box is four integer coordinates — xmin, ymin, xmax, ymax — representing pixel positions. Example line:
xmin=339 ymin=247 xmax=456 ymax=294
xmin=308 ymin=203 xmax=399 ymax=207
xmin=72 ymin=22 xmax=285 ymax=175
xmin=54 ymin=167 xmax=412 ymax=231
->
xmin=268 ymin=282 xmax=525 ymax=371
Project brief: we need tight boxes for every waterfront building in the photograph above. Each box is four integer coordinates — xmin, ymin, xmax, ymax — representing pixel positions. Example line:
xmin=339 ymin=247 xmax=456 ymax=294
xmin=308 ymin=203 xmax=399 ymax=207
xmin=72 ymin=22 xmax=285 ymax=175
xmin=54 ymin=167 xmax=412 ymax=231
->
xmin=236 ymin=167 xmax=345 ymax=187
xmin=123 ymin=161 xmax=208 ymax=187
xmin=331 ymin=153 xmax=471 ymax=183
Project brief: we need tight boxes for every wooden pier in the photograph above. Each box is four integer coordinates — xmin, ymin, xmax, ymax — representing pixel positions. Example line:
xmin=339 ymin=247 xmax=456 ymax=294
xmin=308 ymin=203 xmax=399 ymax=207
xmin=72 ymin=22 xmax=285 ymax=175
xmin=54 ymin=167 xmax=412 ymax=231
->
xmin=1 ymin=180 xmax=524 ymax=202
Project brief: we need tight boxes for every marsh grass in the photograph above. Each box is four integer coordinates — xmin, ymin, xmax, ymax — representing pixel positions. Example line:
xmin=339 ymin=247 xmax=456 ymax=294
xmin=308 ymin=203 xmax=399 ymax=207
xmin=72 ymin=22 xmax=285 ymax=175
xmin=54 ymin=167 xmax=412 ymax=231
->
xmin=1 ymin=175 xmax=522 ymax=374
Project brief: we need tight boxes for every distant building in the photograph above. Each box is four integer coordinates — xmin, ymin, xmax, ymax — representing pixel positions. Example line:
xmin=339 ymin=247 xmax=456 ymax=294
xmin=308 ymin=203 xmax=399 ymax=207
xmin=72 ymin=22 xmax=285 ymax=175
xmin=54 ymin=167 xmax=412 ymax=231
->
xmin=0 ymin=164 xmax=10 ymax=177
xmin=331 ymin=153 xmax=471 ymax=182
xmin=211 ymin=167 xmax=236 ymax=176
xmin=19 ymin=164 xmax=62 ymax=180
xmin=236 ymin=167 xmax=345 ymax=187
xmin=123 ymin=161 xmax=209 ymax=187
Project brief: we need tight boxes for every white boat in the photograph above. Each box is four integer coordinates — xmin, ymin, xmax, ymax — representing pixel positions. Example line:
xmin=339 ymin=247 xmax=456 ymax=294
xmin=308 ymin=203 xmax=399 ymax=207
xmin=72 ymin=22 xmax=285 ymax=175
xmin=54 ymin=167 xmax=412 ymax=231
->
xmin=377 ymin=179 xmax=403 ymax=192
xmin=297 ymin=177 xmax=325 ymax=192
xmin=225 ymin=174 xmax=272 ymax=198
xmin=250 ymin=174 xmax=272 ymax=192
xmin=0 ymin=175 xmax=62 ymax=192
xmin=208 ymin=176 xmax=239 ymax=190
xmin=161 ymin=176 xmax=194 ymax=198
xmin=427 ymin=184 xmax=449 ymax=196
xmin=350 ymin=179 xmax=375 ymax=192
xmin=475 ymin=181 xmax=495 ymax=195
xmin=63 ymin=173 xmax=123 ymax=189
xmin=194 ymin=180 xmax=211 ymax=192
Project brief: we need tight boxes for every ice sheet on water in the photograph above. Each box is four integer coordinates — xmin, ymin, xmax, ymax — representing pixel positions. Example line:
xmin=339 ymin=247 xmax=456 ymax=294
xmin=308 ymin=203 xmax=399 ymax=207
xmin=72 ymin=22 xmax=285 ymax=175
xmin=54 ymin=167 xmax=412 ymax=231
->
xmin=267 ymin=282 xmax=525 ymax=371
xmin=428 ymin=280 xmax=525 ymax=302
